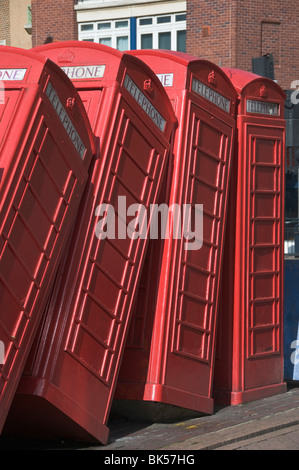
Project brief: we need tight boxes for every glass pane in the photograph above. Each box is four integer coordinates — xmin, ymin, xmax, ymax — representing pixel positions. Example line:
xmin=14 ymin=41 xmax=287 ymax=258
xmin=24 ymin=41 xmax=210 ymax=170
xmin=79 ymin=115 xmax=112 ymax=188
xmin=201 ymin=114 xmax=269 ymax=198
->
xmin=116 ymin=20 xmax=129 ymax=28
xmin=117 ymin=36 xmax=129 ymax=51
xmin=177 ymin=30 xmax=186 ymax=52
xmin=99 ymin=37 xmax=112 ymax=46
xmin=82 ymin=39 xmax=94 ymax=42
xmin=98 ymin=22 xmax=111 ymax=30
xmin=27 ymin=5 xmax=32 ymax=24
xmin=159 ymin=32 xmax=171 ymax=50
xmin=157 ymin=16 xmax=171 ymax=24
xmin=141 ymin=34 xmax=153 ymax=49
xmin=176 ymin=14 xmax=186 ymax=22
xmin=81 ymin=24 xmax=94 ymax=31
xmin=139 ymin=18 xmax=153 ymax=26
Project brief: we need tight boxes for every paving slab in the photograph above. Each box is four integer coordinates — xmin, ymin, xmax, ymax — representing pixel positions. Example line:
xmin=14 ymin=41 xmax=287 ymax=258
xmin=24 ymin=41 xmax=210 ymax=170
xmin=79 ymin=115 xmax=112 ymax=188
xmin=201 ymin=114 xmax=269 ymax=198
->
xmin=1 ymin=385 xmax=299 ymax=450
xmin=88 ymin=386 xmax=299 ymax=451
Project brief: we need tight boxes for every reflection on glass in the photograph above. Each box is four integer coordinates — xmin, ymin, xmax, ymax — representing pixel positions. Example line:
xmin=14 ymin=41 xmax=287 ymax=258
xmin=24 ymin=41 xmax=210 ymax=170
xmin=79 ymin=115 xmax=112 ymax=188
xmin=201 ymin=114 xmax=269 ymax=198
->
xmin=176 ymin=14 xmax=186 ymax=22
xmin=98 ymin=22 xmax=111 ymax=30
xmin=177 ymin=30 xmax=186 ymax=52
xmin=117 ymin=36 xmax=129 ymax=51
xmin=141 ymin=33 xmax=153 ymax=49
xmin=159 ymin=32 xmax=171 ymax=49
xmin=116 ymin=20 xmax=129 ymax=28
xmin=81 ymin=23 xmax=94 ymax=31
xmin=139 ymin=18 xmax=153 ymax=26
xmin=157 ymin=16 xmax=171 ymax=24
xmin=99 ymin=37 xmax=112 ymax=46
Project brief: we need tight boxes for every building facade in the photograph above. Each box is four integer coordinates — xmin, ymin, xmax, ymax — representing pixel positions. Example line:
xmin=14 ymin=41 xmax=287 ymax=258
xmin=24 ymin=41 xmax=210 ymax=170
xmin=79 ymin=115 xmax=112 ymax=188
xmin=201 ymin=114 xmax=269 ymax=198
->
xmin=76 ymin=0 xmax=186 ymax=52
xmin=6 ymin=0 xmax=299 ymax=252
xmin=30 ymin=0 xmax=299 ymax=90
xmin=31 ymin=0 xmax=186 ymax=52
xmin=0 ymin=0 xmax=32 ymax=49
xmin=187 ymin=0 xmax=299 ymax=252
xmin=187 ymin=0 xmax=299 ymax=91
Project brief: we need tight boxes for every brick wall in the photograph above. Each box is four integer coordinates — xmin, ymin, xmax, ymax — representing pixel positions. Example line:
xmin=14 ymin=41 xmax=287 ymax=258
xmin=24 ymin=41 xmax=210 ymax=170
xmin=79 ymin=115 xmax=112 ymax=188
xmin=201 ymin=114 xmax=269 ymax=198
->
xmin=32 ymin=0 xmax=77 ymax=47
xmin=0 ymin=0 xmax=11 ymax=45
xmin=187 ymin=0 xmax=237 ymax=67
xmin=187 ymin=0 xmax=299 ymax=89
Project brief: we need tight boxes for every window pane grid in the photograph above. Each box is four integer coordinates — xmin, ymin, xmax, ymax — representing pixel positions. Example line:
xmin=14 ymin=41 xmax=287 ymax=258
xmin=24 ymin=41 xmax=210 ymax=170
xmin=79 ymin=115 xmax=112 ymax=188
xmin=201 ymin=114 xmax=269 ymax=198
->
xmin=79 ymin=18 xmax=130 ymax=51
xmin=79 ymin=12 xmax=186 ymax=52
xmin=137 ymin=12 xmax=186 ymax=52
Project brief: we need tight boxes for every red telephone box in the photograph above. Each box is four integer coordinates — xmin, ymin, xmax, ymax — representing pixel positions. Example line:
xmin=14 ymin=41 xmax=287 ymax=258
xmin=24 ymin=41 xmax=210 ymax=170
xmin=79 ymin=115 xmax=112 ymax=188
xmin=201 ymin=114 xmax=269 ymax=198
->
xmin=114 ymin=50 xmax=237 ymax=416
xmin=4 ymin=42 xmax=177 ymax=444
xmin=0 ymin=46 xmax=95 ymax=433
xmin=213 ymin=68 xmax=287 ymax=405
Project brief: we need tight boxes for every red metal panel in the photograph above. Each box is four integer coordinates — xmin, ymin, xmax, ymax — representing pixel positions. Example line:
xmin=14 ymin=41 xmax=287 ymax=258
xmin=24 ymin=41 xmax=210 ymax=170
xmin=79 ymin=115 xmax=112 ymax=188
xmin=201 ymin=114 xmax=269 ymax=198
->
xmin=4 ymin=43 xmax=177 ymax=444
xmin=0 ymin=46 xmax=95 ymax=433
xmin=213 ymin=68 xmax=287 ymax=405
xmin=114 ymin=51 xmax=237 ymax=415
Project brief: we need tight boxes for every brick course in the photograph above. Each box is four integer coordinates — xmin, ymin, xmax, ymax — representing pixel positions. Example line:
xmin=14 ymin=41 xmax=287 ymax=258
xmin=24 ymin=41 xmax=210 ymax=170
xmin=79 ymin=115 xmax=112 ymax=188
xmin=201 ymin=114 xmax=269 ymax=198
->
xmin=32 ymin=0 xmax=77 ymax=47
xmin=31 ymin=0 xmax=298 ymax=89
xmin=187 ymin=0 xmax=299 ymax=89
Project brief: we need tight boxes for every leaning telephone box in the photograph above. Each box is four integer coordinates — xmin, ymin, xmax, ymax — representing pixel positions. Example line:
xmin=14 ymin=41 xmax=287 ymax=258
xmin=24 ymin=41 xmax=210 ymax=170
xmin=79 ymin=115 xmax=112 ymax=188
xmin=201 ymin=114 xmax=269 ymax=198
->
xmin=0 ymin=46 xmax=95 ymax=433
xmin=114 ymin=50 xmax=237 ymax=415
xmin=4 ymin=42 xmax=177 ymax=444
xmin=213 ymin=68 xmax=287 ymax=405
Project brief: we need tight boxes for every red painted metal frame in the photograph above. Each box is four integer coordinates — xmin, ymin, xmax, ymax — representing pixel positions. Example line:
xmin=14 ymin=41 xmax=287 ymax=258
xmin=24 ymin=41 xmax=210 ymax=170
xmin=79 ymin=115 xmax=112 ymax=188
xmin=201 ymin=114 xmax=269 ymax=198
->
xmin=4 ymin=42 xmax=177 ymax=444
xmin=114 ymin=50 xmax=237 ymax=416
xmin=0 ymin=46 xmax=95 ymax=434
xmin=213 ymin=68 xmax=287 ymax=405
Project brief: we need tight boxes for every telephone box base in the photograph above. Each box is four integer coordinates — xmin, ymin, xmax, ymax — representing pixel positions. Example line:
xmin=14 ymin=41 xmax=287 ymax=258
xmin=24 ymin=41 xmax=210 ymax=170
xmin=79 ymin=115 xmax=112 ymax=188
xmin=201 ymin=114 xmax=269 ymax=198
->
xmin=115 ymin=382 xmax=214 ymax=417
xmin=213 ymin=382 xmax=287 ymax=406
xmin=3 ymin=378 xmax=109 ymax=445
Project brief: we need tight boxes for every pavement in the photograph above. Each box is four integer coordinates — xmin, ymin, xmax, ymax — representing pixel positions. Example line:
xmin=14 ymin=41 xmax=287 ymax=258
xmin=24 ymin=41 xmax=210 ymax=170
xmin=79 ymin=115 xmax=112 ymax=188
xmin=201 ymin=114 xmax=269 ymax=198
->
xmin=1 ymin=382 xmax=299 ymax=451
xmin=96 ymin=382 xmax=299 ymax=451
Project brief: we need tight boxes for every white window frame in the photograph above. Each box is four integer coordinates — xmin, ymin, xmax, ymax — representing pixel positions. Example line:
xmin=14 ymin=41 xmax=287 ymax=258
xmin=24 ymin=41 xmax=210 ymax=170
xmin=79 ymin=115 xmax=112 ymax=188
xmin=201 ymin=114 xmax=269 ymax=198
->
xmin=79 ymin=19 xmax=130 ymax=51
xmin=137 ymin=13 xmax=186 ymax=51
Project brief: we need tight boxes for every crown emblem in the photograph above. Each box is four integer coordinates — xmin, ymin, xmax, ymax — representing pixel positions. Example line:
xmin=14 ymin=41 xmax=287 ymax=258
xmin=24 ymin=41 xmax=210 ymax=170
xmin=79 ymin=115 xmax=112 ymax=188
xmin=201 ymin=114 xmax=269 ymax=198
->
xmin=144 ymin=79 xmax=154 ymax=95
xmin=260 ymin=85 xmax=267 ymax=98
xmin=208 ymin=70 xmax=217 ymax=85
xmin=66 ymin=97 xmax=76 ymax=115
xmin=57 ymin=49 xmax=75 ymax=63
